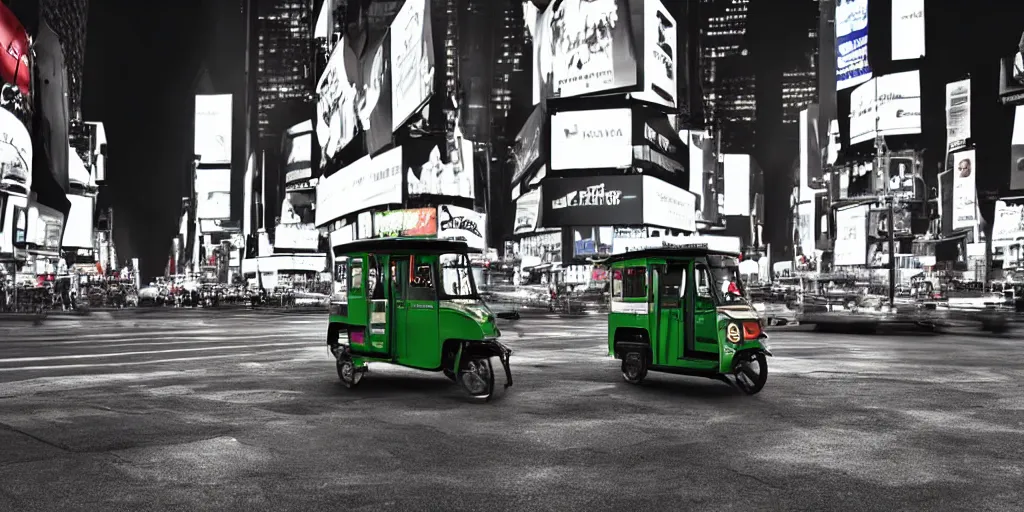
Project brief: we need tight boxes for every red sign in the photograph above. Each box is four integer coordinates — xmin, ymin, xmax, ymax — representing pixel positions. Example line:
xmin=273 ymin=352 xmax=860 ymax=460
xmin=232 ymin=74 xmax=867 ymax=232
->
xmin=0 ymin=4 xmax=30 ymax=95
xmin=373 ymin=208 xmax=438 ymax=237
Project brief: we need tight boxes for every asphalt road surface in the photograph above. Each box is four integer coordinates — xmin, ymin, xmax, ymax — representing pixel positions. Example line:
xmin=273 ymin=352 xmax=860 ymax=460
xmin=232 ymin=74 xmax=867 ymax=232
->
xmin=1 ymin=310 xmax=1023 ymax=511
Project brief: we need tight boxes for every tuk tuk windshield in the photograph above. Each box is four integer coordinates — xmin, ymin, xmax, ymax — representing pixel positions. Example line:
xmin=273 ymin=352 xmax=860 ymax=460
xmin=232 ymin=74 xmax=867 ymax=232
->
xmin=708 ymin=256 xmax=747 ymax=305
xmin=439 ymin=253 xmax=478 ymax=299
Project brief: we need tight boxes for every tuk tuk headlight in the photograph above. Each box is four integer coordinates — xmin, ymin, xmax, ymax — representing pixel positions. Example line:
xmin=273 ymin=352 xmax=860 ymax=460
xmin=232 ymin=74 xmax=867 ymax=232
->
xmin=726 ymin=322 xmax=742 ymax=344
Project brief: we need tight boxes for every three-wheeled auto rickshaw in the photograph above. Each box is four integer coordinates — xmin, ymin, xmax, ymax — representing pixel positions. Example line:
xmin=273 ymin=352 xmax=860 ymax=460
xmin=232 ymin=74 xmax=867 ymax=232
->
xmin=326 ymin=238 xmax=513 ymax=400
xmin=603 ymin=245 xmax=773 ymax=394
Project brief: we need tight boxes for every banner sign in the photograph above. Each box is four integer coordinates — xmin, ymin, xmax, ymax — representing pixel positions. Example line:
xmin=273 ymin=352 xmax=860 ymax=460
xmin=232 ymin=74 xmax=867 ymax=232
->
xmin=835 ymin=0 xmax=871 ymax=91
xmin=542 ymin=175 xmax=642 ymax=227
xmin=849 ymin=71 xmax=922 ymax=145
xmin=390 ymin=0 xmax=434 ymax=131
xmin=195 ymin=168 xmax=231 ymax=220
xmin=514 ymin=188 xmax=541 ymax=235
xmin=642 ymin=175 xmax=696 ymax=232
xmin=194 ymin=94 xmax=232 ymax=165
xmin=952 ymin=149 xmax=978 ymax=230
xmin=992 ymin=201 xmax=1024 ymax=244
xmin=374 ymin=207 xmax=437 ymax=238
xmin=316 ymin=39 xmax=358 ymax=169
xmin=945 ymin=79 xmax=971 ymax=153
xmin=1012 ymin=106 xmax=1024 ymax=191
xmin=511 ymin=105 xmax=545 ymax=185
xmin=548 ymin=0 xmax=638 ymax=99
xmin=891 ymin=0 xmax=924 ymax=61
xmin=550 ymin=108 xmax=632 ymax=170
xmin=834 ymin=204 xmax=868 ymax=266
xmin=437 ymin=204 xmax=486 ymax=250
xmin=315 ymin=146 xmax=403 ymax=226
xmin=633 ymin=0 xmax=677 ymax=108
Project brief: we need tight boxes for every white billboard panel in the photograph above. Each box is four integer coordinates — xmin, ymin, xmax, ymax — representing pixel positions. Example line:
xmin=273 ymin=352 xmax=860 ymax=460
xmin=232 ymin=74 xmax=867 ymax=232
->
xmin=195 ymin=167 xmax=231 ymax=220
xmin=194 ymin=94 xmax=232 ymax=165
xmin=62 ymin=194 xmax=94 ymax=249
xmin=722 ymin=154 xmax=750 ymax=216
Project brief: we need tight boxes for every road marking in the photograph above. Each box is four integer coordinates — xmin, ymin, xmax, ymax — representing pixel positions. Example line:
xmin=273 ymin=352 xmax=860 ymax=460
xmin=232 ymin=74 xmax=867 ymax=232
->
xmin=0 ymin=342 xmax=309 ymax=364
xmin=0 ymin=348 xmax=309 ymax=372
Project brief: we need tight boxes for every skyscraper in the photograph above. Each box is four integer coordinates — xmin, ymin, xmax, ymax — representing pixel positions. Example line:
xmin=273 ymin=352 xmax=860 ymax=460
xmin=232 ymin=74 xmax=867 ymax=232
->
xmin=700 ymin=0 xmax=756 ymax=152
xmin=781 ymin=14 xmax=819 ymax=125
xmin=40 ymin=0 xmax=89 ymax=120
xmin=254 ymin=0 xmax=315 ymax=149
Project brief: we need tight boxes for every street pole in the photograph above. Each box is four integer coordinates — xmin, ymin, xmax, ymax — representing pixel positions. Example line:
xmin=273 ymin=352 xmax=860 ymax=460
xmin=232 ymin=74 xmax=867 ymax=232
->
xmin=887 ymin=195 xmax=896 ymax=306
xmin=875 ymin=111 xmax=895 ymax=306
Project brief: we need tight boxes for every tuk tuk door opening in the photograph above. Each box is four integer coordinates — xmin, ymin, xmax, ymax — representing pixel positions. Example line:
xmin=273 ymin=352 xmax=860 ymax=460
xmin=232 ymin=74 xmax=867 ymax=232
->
xmin=654 ymin=263 xmax=686 ymax=365
xmin=390 ymin=257 xmax=409 ymax=360
xmin=691 ymin=262 xmax=721 ymax=358
xmin=366 ymin=255 xmax=391 ymax=356
xmin=402 ymin=255 xmax=440 ymax=369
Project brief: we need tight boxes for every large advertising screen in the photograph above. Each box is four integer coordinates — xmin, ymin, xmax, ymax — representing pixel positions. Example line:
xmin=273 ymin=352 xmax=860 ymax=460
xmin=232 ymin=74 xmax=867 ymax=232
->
xmin=642 ymin=175 xmax=695 ymax=232
xmin=848 ymin=71 xmax=922 ymax=145
xmin=722 ymin=154 xmax=750 ymax=216
xmin=891 ymin=0 xmax=924 ymax=61
xmin=390 ymin=0 xmax=434 ymax=131
xmin=61 ymin=194 xmax=94 ymax=249
xmin=0 ymin=107 xmax=32 ymax=192
xmin=406 ymin=139 xmax=474 ymax=199
xmin=1012 ymin=106 xmax=1024 ymax=191
xmin=835 ymin=0 xmax=871 ymax=91
xmin=834 ymin=204 xmax=868 ymax=266
xmin=514 ymin=188 xmax=541 ymax=235
xmin=511 ymin=105 xmax=545 ymax=185
xmin=633 ymin=0 xmax=677 ymax=108
xmin=195 ymin=167 xmax=231 ymax=220
xmin=998 ymin=54 xmax=1024 ymax=106
xmin=374 ymin=207 xmax=437 ymax=238
xmin=952 ymin=149 xmax=978 ymax=231
xmin=28 ymin=203 xmax=63 ymax=252
xmin=315 ymin=147 xmax=403 ymax=227
xmin=534 ymin=0 xmax=638 ymax=101
xmin=799 ymin=106 xmax=823 ymax=190
xmin=194 ymin=94 xmax=232 ymax=165
xmin=550 ymin=108 xmax=632 ymax=170
xmin=284 ymin=120 xmax=313 ymax=176
xmin=437 ymin=204 xmax=486 ymax=250
xmin=275 ymin=222 xmax=320 ymax=251
xmin=317 ymin=40 xmax=358 ymax=169
xmin=542 ymin=175 xmax=643 ymax=227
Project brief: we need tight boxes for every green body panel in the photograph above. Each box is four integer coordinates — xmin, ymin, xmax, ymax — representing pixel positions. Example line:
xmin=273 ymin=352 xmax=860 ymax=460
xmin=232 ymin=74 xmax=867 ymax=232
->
xmin=607 ymin=255 xmax=767 ymax=376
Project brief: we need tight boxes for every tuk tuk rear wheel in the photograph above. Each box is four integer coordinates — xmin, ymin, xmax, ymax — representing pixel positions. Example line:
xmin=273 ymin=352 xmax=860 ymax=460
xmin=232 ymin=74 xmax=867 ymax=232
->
xmin=733 ymin=352 xmax=767 ymax=395
xmin=622 ymin=353 xmax=647 ymax=384
xmin=337 ymin=359 xmax=363 ymax=388
xmin=458 ymin=357 xmax=495 ymax=400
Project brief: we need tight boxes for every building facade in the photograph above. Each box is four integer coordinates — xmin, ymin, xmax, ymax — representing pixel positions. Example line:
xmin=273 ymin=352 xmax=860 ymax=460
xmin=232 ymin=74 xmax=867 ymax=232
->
xmin=40 ymin=0 xmax=89 ymax=120
xmin=699 ymin=0 xmax=756 ymax=153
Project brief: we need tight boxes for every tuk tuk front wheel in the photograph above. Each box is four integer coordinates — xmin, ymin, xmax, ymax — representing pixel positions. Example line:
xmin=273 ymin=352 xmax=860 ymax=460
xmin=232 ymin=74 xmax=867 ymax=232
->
xmin=733 ymin=352 xmax=767 ymax=395
xmin=622 ymin=352 xmax=647 ymax=384
xmin=458 ymin=357 xmax=495 ymax=400
xmin=337 ymin=359 xmax=364 ymax=388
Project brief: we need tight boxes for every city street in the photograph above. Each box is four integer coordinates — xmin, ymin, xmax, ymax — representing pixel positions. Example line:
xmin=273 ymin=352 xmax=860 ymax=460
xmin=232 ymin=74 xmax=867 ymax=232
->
xmin=1 ymin=311 xmax=1022 ymax=511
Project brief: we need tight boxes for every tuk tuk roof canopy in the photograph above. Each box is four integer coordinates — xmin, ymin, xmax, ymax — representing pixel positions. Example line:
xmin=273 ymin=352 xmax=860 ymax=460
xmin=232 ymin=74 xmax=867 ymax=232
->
xmin=332 ymin=237 xmax=479 ymax=257
xmin=598 ymin=246 xmax=741 ymax=265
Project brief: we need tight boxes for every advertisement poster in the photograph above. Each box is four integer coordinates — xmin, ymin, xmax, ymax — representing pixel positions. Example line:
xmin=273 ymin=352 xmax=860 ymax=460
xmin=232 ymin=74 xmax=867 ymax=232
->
xmin=374 ymin=207 xmax=437 ymax=238
xmin=848 ymin=78 xmax=876 ymax=145
xmin=194 ymin=94 xmax=233 ymax=165
xmin=642 ymin=175 xmax=695 ymax=232
xmin=550 ymin=108 xmax=632 ymax=170
xmin=315 ymin=147 xmax=403 ymax=227
xmin=359 ymin=33 xmax=393 ymax=155
xmin=527 ymin=0 xmax=554 ymax=105
xmin=195 ymin=168 xmax=231 ymax=220
xmin=62 ymin=194 xmax=94 ymax=249
xmin=29 ymin=203 xmax=63 ymax=252
xmin=875 ymin=71 xmax=922 ymax=137
xmin=513 ymin=188 xmax=541 ymax=235
xmin=945 ymin=79 xmax=971 ymax=152
xmin=888 ymin=155 xmax=917 ymax=200
xmin=991 ymin=201 xmax=1024 ymax=244
xmin=834 ymin=204 xmax=867 ymax=266
xmin=868 ymin=208 xmax=911 ymax=237
xmin=316 ymin=41 xmax=358 ymax=169
xmin=0 ymin=107 xmax=32 ymax=191
xmin=406 ymin=139 xmax=474 ymax=199
xmin=633 ymin=0 xmax=676 ymax=108
xmin=542 ymin=175 xmax=642 ymax=227
xmin=437 ymin=204 xmax=486 ymax=250
xmin=390 ymin=0 xmax=434 ymax=131
xmin=511 ymin=105 xmax=545 ymax=185
xmin=799 ymin=105 xmax=823 ymax=189
xmin=284 ymin=120 xmax=313 ymax=173
xmin=722 ymin=154 xmax=750 ymax=216
xmin=835 ymin=0 xmax=871 ymax=91
xmin=1011 ymin=105 xmax=1024 ymax=190
xmin=952 ymin=149 xmax=978 ymax=230
xmin=548 ymin=0 xmax=637 ymax=99
xmin=275 ymin=223 xmax=320 ymax=251
xmin=891 ymin=0 xmax=924 ymax=61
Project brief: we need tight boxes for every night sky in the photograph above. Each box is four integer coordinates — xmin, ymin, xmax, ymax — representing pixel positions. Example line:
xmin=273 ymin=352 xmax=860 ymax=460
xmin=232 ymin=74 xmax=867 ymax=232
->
xmin=81 ymin=0 xmax=211 ymax=281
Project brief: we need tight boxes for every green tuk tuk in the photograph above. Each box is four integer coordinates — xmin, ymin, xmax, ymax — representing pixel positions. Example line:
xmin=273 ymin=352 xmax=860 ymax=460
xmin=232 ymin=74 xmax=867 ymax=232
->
xmin=327 ymin=238 xmax=513 ymax=400
xmin=603 ymin=245 xmax=773 ymax=394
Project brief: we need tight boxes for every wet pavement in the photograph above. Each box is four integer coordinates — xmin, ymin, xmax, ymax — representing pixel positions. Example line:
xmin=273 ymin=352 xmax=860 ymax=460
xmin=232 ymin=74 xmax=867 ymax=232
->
xmin=1 ymin=311 xmax=1022 ymax=511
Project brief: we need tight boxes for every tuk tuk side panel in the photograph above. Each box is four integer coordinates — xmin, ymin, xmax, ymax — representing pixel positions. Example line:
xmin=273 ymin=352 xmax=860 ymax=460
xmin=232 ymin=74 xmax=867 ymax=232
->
xmin=399 ymin=254 xmax=442 ymax=369
xmin=608 ymin=259 xmax=652 ymax=357
xmin=330 ymin=253 xmax=368 ymax=327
